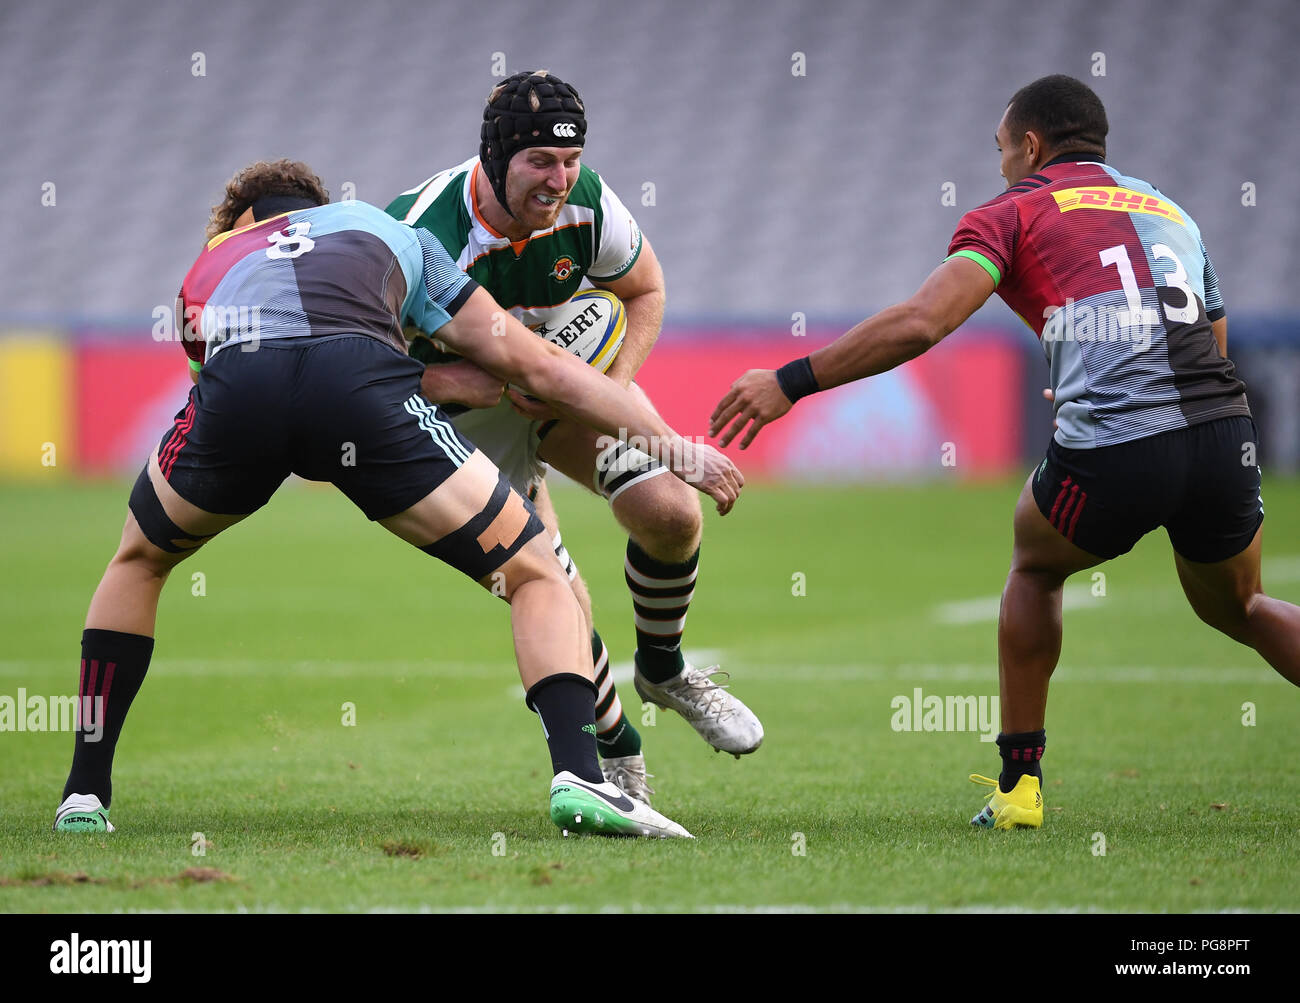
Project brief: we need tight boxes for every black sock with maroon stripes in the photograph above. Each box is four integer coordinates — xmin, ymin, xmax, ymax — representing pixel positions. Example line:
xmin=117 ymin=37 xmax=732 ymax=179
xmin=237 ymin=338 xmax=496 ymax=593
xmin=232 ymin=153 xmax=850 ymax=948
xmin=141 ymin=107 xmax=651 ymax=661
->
xmin=996 ymin=730 xmax=1046 ymax=793
xmin=626 ymin=541 xmax=699 ymax=684
xmin=62 ymin=629 xmax=154 ymax=808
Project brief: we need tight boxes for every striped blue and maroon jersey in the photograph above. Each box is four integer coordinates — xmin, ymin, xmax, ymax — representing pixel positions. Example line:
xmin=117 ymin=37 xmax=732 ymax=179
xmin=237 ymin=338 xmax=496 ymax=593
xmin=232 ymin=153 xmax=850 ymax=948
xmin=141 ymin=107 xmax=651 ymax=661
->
xmin=178 ymin=200 xmax=476 ymax=369
xmin=946 ymin=155 xmax=1248 ymax=448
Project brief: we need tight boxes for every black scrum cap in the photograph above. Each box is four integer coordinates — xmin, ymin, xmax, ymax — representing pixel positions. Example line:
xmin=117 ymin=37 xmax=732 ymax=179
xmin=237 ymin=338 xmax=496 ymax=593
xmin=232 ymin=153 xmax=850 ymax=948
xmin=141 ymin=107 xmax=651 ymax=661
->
xmin=480 ymin=70 xmax=586 ymax=218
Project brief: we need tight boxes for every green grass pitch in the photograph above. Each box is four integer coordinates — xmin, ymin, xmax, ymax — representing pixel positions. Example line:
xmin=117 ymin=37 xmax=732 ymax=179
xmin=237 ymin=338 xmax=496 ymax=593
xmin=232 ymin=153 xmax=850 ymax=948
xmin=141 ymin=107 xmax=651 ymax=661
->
xmin=2 ymin=475 xmax=1299 ymax=913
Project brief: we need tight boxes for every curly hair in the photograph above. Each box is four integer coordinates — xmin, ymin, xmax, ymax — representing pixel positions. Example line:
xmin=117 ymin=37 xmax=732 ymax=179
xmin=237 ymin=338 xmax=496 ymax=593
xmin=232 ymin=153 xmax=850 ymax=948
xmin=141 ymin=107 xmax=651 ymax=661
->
xmin=205 ymin=159 xmax=329 ymax=240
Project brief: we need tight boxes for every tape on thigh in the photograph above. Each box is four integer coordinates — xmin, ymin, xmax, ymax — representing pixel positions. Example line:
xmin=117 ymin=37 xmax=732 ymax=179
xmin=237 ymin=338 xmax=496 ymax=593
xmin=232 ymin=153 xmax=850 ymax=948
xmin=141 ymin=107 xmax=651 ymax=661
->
xmin=128 ymin=465 xmax=213 ymax=553
xmin=592 ymin=439 xmax=670 ymax=503
xmin=420 ymin=473 xmax=545 ymax=581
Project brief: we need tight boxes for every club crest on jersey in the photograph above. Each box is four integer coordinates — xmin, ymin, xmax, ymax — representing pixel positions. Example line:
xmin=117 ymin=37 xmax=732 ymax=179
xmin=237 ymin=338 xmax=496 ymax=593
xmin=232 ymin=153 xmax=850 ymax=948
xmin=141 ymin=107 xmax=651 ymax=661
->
xmin=550 ymin=256 xmax=576 ymax=282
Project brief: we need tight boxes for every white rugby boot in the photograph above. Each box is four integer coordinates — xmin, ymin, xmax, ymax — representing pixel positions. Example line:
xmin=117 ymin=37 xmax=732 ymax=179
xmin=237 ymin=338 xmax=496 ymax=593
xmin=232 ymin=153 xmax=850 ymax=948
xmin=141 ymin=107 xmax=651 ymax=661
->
xmin=634 ymin=661 xmax=763 ymax=757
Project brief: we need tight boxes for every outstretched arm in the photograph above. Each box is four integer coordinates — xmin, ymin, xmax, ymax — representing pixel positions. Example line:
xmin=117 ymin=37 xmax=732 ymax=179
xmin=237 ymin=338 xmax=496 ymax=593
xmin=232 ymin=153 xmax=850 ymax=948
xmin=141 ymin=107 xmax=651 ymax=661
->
xmin=709 ymin=256 xmax=996 ymax=448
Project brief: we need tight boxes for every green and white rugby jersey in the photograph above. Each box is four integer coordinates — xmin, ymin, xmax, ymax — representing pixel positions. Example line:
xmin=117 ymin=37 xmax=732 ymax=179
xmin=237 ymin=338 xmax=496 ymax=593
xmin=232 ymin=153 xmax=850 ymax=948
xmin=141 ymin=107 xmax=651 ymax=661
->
xmin=385 ymin=156 xmax=643 ymax=362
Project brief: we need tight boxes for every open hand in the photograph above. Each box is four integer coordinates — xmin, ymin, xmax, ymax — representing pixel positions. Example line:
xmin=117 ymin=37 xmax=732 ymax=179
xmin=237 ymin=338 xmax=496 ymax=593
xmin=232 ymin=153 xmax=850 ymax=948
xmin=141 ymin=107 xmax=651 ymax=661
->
xmin=709 ymin=369 xmax=792 ymax=449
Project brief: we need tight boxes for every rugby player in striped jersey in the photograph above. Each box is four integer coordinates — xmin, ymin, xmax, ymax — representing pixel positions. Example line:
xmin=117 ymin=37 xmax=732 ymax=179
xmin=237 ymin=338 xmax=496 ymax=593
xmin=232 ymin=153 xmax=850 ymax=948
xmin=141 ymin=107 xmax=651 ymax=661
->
xmin=54 ymin=160 xmax=741 ymax=838
xmin=712 ymin=75 xmax=1300 ymax=829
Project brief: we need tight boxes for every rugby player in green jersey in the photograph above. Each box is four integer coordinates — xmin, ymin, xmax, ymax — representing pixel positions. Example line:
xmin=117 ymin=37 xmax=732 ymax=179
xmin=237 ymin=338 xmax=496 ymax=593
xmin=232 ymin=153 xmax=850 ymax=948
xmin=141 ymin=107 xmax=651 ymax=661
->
xmin=388 ymin=72 xmax=764 ymax=805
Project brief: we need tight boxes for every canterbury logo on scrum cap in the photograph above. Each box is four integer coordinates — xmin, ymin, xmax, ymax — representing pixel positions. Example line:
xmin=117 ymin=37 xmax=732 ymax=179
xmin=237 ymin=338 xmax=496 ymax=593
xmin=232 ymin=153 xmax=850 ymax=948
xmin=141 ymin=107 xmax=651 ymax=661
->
xmin=553 ymin=122 xmax=578 ymax=138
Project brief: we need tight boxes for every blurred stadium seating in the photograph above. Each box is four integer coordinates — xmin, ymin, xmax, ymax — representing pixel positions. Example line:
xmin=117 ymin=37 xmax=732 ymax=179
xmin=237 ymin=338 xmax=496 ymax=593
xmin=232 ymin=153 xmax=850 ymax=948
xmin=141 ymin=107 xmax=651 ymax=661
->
xmin=2 ymin=0 xmax=1298 ymax=476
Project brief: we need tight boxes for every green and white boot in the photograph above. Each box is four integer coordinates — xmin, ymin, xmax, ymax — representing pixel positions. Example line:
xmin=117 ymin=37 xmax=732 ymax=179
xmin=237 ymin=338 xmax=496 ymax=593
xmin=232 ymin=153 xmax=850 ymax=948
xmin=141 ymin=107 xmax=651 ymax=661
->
xmin=549 ymin=771 xmax=691 ymax=838
xmin=53 ymin=793 xmax=114 ymax=832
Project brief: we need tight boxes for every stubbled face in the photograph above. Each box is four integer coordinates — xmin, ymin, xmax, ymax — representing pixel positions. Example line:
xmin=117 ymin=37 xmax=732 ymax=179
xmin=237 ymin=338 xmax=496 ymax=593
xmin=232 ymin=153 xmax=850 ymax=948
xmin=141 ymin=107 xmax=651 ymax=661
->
xmin=995 ymin=106 xmax=1033 ymax=189
xmin=503 ymin=145 xmax=582 ymax=231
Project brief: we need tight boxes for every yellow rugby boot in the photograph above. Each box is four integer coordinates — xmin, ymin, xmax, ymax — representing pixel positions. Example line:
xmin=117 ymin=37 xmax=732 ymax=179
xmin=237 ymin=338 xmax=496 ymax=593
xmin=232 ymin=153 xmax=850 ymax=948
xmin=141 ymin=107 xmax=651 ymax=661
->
xmin=969 ymin=773 xmax=1043 ymax=829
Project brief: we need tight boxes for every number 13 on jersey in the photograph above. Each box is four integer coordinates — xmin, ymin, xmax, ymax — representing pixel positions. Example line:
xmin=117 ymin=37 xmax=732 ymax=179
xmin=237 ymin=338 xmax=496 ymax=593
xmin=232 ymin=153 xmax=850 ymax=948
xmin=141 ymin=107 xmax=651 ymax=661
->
xmin=1099 ymin=241 xmax=1199 ymax=329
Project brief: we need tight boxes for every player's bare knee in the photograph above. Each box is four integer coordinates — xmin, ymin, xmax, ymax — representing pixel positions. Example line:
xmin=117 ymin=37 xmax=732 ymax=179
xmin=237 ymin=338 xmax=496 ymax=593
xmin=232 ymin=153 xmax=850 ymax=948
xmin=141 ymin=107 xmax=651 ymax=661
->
xmin=663 ymin=478 xmax=703 ymax=543
xmin=617 ymin=477 xmax=701 ymax=554
xmin=1194 ymin=589 xmax=1260 ymax=643
xmin=638 ymin=502 xmax=701 ymax=555
xmin=112 ymin=510 xmax=196 ymax=582
xmin=1196 ymin=604 xmax=1248 ymax=642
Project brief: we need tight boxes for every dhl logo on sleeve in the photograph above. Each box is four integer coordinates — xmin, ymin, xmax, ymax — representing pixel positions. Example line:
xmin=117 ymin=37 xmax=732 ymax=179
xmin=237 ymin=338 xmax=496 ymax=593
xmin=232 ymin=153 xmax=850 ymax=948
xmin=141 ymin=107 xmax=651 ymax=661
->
xmin=1052 ymin=186 xmax=1185 ymax=226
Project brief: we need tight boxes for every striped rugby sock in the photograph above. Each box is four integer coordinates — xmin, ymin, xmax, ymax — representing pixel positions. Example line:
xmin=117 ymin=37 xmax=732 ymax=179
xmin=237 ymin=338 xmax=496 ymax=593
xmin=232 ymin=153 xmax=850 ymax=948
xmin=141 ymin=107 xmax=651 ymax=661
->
xmin=626 ymin=541 xmax=699 ymax=684
xmin=996 ymin=729 xmax=1046 ymax=792
xmin=63 ymin=629 xmax=154 ymax=808
xmin=591 ymin=631 xmax=641 ymax=758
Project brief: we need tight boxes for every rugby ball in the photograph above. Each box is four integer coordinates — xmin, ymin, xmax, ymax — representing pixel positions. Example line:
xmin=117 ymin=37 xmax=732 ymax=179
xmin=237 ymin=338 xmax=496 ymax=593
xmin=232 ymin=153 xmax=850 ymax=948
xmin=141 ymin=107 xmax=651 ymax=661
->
xmin=527 ymin=289 xmax=625 ymax=373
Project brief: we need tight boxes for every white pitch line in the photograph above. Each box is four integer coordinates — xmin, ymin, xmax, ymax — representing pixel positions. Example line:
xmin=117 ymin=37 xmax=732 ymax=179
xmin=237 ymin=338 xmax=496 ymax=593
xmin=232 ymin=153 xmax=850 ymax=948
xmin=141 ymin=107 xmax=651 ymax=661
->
xmin=934 ymin=554 xmax=1300 ymax=626
xmin=934 ymin=583 xmax=1099 ymax=625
